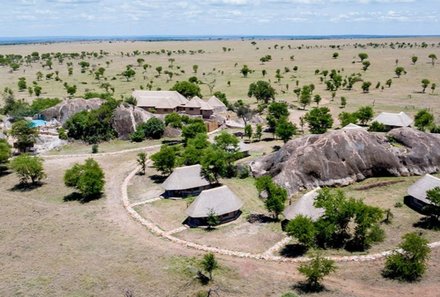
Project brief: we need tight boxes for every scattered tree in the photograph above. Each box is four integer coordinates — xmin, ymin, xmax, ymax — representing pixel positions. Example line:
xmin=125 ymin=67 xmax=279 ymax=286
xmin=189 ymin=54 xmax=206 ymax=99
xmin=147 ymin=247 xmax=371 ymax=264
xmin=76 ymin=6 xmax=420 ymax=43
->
xmin=304 ymin=107 xmax=334 ymax=134
xmin=151 ymin=145 xmax=177 ymax=176
xmin=298 ymin=253 xmax=337 ymax=291
xmin=414 ymin=109 xmax=434 ymax=131
xmin=137 ymin=152 xmax=147 ymax=175
xmin=10 ymin=154 xmax=46 ymax=185
xmin=64 ymin=158 xmax=105 ymax=199
xmin=248 ymin=81 xmax=276 ymax=104
xmin=201 ymin=253 xmax=219 ymax=281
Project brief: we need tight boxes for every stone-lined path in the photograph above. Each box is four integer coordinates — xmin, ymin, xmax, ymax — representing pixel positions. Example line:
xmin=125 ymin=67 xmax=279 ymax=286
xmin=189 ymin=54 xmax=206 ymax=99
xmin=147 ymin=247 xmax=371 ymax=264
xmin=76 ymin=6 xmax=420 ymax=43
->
xmin=122 ymin=164 xmax=440 ymax=263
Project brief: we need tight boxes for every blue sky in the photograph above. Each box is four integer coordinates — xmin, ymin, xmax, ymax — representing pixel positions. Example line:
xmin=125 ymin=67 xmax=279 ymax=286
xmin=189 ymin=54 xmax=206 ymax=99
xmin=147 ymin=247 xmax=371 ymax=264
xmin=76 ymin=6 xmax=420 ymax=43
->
xmin=1 ymin=0 xmax=439 ymax=37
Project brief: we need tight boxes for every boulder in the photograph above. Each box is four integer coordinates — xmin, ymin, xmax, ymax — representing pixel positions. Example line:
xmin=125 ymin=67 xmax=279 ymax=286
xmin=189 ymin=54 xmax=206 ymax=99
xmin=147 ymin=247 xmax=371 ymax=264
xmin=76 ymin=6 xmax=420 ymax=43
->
xmin=40 ymin=98 xmax=104 ymax=124
xmin=250 ymin=128 xmax=440 ymax=195
xmin=111 ymin=104 xmax=154 ymax=139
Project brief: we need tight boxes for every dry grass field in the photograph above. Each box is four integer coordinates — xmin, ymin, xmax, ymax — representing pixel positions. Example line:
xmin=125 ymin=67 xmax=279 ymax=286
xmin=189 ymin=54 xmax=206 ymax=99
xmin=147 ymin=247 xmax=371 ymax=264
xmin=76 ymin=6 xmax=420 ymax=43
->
xmin=2 ymin=38 xmax=440 ymax=296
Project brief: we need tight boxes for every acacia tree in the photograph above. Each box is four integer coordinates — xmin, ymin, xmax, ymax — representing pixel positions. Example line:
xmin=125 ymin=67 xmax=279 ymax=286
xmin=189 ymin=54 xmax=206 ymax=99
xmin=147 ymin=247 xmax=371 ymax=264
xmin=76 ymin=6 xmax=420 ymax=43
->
xmin=356 ymin=106 xmax=374 ymax=125
xmin=248 ymin=81 xmax=276 ymax=104
xmin=151 ymin=145 xmax=177 ymax=176
xmin=10 ymin=154 xmax=46 ymax=185
xmin=299 ymin=85 xmax=312 ymax=110
xmin=275 ymin=117 xmax=297 ymax=143
xmin=421 ymin=79 xmax=431 ymax=93
xmin=358 ymin=53 xmax=368 ymax=62
xmin=395 ymin=66 xmax=406 ymax=78
xmin=240 ymin=65 xmax=251 ymax=77
xmin=414 ymin=109 xmax=434 ymax=131
xmin=429 ymin=53 xmax=437 ymax=66
xmin=304 ymin=107 xmax=334 ymax=134
xmin=10 ymin=120 xmax=38 ymax=153
xmin=411 ymin=56 xmax=418 ymax=65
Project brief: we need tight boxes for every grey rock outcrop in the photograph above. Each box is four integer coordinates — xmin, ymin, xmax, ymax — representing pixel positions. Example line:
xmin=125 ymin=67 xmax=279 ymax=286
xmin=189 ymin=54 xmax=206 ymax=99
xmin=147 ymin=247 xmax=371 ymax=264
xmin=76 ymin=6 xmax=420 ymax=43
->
xmin=40 ymin=98 xmax=103 ymax=124
xmin=111 ymin=104 xmax=154 ymax=139
xmin=250 ymin=128 xmax=440 ymax=195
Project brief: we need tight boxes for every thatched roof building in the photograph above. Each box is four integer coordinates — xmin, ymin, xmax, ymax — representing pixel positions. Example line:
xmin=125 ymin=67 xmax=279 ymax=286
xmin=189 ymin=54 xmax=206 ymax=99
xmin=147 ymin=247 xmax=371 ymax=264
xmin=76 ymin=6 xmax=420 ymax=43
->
xmin=186 ymin=185 xmax=243 ymax=226
xmin=342 ymin=123 xmax=365 ymax=130
xmin=407 ymin=174 xmax=440 ymax=205
xmin=283 ymin=188 xmax=324 ymax=221
xmin=207 ymin=96 xmax=227 ymax=113
xmin=372 ymin=112 xmax=413 ymax=129
xmin=162 ymin=164 xmax=211 ymax=197
xmin=133 ymin=91 xmax=188 ymax=113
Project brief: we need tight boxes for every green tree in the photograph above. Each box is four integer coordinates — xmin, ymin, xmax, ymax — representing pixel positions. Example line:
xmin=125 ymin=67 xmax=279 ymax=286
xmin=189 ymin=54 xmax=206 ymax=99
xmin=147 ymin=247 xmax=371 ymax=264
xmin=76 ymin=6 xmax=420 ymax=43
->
xmin=432 ymin=83 xmax=437 ymax=94
xmin=340 ymin=96 xmax=347 ymax=108
xmin=421 ymin=79 xmax=430 ymax=93
xmin=240 ymin=65 xmax=251 ymax=77
xmin=151 ymin=145 xmax=177 ymax=176
xmin=254 ymin=124 xmax=263 ymax=141
xmin=286 ymin=215 xmax=316 ymax=248
xmin=200 ymin=146 xmax=228 ymax=184
xmin=395 ymin=66 xmax=406 ymax=78
xmin=122 ymin=67 xmax=136 ymax=81
xmin=368 ymin=121 xmax=386 ymax=132
xmin=137 ymin=152 xmax=147 ymax=175
xmin=358 ymin=53 xmax=368 ymax=62
xmin=170 ymin=80 xmax=201 ymax=98
xmin=362 ymin=60 xmax=371 ymax=71
xmin=206 ymin=209 xmax=220 ymax=229
xmin=248 ymin=80 xmax=276 ymax=104
xmin=10 ymin=120 xmax=38 ymax=152
xmin=304 ymin=107 xmax=334 ymax=134
xmin=182 ymin=121 xmax=207 ymax=144
xmin=10 ymin=154 xmax=46 ymax=185
xmin=414 ymin=109 xmax=434 ymax=131
xmin=361 ymin=81 xmax=372 ymax=93
xmin=356 ymin=106 xmax=374 ymax=125
xmin=411 ymin=56 xmax=418 ymax=65
xmin=143 ymin=118 xmax=165 ymax=139
xmin=313 ymin=94 xmax=321 ymax=106
xmin=386 ymin=78 xmax=393 ymax=88
xmin=201 ymin=253 xmax=219 ymax=281
xmin=298 ymin=253 xmax=336 ymax=291
xmin=0 ymin=139 xmax=11 ymax=172
xmin=299 ymin=85 xmax=312 ymax=110
xmin=164 ymin=112 xmax=182 ymax=128
xmin=192 ymin=64 xmax=198 ymax=73
xmin=275 ymin=117 xmax=297 ymax=143
xmin=17 ymin=77 xmax=27 ymax=91
xmin=428 ymin=53 xmax=437 ymax=66
xmin=338 ymin=112 xmax=358 ymax=127
xmin=244 ymin=124 xmax=253 ymax=140
xmin=265 ymin=183 xmax=288 ymax=220
xmin=426 ymin=187 xmax=440 ymax=221
xmin=383 ymin=232 xmax=430 ymax=282
xmin=64 ymin=158 xmax=105 ymax=199
xmin=33 ymin=85 xmax=42 ymax=97
xmin=214 ymin=131 xmax=239 ymax=153
xmin=64 ymin=83 xmax=77 ymax=97
xmin=267 ymin=101 xmax=289 ymax=131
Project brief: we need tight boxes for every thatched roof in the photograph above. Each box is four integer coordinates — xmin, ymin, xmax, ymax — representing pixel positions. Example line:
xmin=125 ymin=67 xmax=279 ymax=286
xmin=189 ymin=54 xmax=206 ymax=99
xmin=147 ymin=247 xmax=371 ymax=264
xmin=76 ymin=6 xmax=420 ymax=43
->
xmin=283 ymin=188 xmax=324 ymax=221
xmin=133 ymin=91 xmax=188 ymax=109
xmin=373 ymin=112 xmax=413 ymax=127
xmin=186 ymin=185 xmax=243 ymax=218
xmin=162 ymin=164 xmax=210 ymax=191
xmin=185 ymin=96 xmax=214 ymax=110
xmin=407 ymin=174 xmax=440 ymax=204
xmin=342 ymin=123 xmax=365 ymax=130
xmin=208 ymin=96 xmax=227 ymax=111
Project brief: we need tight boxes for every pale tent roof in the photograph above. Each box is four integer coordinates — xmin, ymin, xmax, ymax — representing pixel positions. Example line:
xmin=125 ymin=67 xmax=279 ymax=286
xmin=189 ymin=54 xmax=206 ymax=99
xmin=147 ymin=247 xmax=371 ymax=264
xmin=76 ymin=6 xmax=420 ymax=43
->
xmin=407 ymin=174 xmax=440 ymax=205
xmin=342 ymin=123 xmax=366 ymax=130
xmin=162 ymin=164 xmax=210 ymax=191
xmin=372 ymin=112 xmax=413 ymax=127
xmin=185 ymin=96 xmax=214 ymax=110
xmin=283 ymin=188 xmax=324 ymax=221
xmin=133 ymin=91 xmax=188 ymax=109
xmin=208 ymin=96 xmax=227 ymax=109
xmin=186 ymin=185 xmax=244 ymax=218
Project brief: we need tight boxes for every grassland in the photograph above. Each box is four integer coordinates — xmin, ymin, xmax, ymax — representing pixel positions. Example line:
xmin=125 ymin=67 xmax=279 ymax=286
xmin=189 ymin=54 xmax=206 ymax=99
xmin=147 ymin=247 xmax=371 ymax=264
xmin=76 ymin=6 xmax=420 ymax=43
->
xmin=1 ymin=38 xmax=440 ymax=296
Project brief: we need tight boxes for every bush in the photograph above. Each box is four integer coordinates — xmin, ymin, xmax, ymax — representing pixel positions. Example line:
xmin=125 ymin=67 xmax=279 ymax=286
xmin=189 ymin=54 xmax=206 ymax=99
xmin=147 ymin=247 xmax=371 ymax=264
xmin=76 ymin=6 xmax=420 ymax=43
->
xmin=57 ymin=127 xmax=68 ymax=140
xmin=143 ymin=117 xmax=165 ymax=139
xmin=298 ymin=253 xmax=336 ymax=291
xmin=369 ymin=121 xmax=387 ymax=132
xmin=164 ymin=112 xmax=182 ymax=128
xmin=10 ymin=119 xmax=38 ymax=152
xmin=0 ymin=139 xmax=11 ymax=171
xmin=30 ymin=97 xmax=61 ymax=114
xmin=383 ymin=232 xmax=430 ymax=282
xmin=64 ymin=158 xmax=105 ymax=199
xmin=170 ymin=80 xmax=201 ymax=98
xmin=91 ymin=144 xmax=99 ymax=154
xmin=10 ymin=154 xmax=46 ymax=185
xmin=286 ymin=215 xmax=317 ymax=248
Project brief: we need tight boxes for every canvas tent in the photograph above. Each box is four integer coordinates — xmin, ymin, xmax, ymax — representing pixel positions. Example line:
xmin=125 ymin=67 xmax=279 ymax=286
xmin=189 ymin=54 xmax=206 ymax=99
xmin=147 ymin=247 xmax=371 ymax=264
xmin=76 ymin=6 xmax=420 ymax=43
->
xmin=283 ymin=188 xmax=324 ymax=222
xmin=186 ymin=185 xmax=243 ymax=226
xmin=162 ymin=164 xmax=211 ymax=197
xmin=407 ymin=174 xmax=440 ymax=209
xmin=372 ymin=112 xmax=413 ymax=130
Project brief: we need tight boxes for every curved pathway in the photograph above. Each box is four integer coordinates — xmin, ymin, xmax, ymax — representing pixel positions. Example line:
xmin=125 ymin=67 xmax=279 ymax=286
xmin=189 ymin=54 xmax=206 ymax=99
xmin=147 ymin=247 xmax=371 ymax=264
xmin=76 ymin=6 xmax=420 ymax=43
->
xmin=121 ymin=164 xmax=440 ymax=263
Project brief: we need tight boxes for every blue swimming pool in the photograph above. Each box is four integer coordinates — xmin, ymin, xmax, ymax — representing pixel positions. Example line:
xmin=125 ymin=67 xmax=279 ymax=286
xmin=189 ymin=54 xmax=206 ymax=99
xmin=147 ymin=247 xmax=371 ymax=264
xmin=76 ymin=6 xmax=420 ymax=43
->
xmin=30 ymin=120 xmax=47 ymax=128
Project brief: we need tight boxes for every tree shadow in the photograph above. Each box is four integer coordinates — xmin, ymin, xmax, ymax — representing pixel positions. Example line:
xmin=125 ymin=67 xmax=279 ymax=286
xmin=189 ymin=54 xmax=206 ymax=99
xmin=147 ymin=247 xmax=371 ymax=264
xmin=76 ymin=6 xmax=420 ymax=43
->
xmin=150 ymin=174 xmax=167 ymax=184
xmin=413 ymin=217 xmax=440 ymax=231
xmin=63 ymin=192 xmax=102 ymax=203
xmin=293 ymin=282 xmax=328 ymax=294
xmin=272 ymin=145 xmax=281 ymax=152
xmin=9 ymin=182 xmax=44 ymax=192
xmin=247 ymin=213 xmax=277 ymax=224
xmin=279 ymin=244 xmax=308 ymax=258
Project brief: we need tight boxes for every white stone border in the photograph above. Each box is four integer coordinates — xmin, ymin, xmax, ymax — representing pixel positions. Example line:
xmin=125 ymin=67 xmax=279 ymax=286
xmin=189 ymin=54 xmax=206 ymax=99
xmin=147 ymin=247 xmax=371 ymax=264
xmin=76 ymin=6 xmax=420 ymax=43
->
xmin=122 ymin=164 xmax=440 ymax=263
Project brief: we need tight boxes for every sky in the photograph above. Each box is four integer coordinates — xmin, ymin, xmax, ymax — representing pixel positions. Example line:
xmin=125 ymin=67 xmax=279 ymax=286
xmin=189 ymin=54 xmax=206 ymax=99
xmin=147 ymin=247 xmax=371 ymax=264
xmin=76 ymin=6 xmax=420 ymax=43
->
xmin=0 ymin=0 xmax=439 ymax=37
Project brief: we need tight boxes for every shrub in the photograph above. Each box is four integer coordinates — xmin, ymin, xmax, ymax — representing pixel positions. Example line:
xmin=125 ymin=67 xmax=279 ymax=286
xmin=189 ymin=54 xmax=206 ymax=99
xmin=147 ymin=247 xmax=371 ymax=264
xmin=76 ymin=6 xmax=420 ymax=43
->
xmin=298 ymin=252 xmax=336 ymax=291
xmin=64 ymin=158 xmax=105 ymax=199
xmin=383 ymin=232 xmax=430 ymax=282
xmin=170 ymin=80 xmax=201 ymax=98
xmin=91 ymin=144 xmax=99 ymax=154
xmin=10 ymin=119 xmax=38 ymax=152
xmin=0 ymin=139 xmax=11 ymax=171
xmin=286 ymin=215 xmax=316 ymax=248
xmin=369 ymin=121 xmax=387 ymax=132
xmin=10 ymin=154 xmax=46 ymax=185
xmin=143 ymin=118 xmax=165 ymax=139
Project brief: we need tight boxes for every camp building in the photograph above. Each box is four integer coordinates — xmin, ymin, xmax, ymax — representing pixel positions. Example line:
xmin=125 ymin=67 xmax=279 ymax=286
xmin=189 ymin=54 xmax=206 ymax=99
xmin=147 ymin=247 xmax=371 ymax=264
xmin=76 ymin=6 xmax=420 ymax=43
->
xmin=407 ymin=174 xmax=440 ymax=210
xmin=283 ymin=188 xmax=324 ymax=222
xmin=186 ymin=185 xmax=243 ymax=226
xmin=372 ymin=112 xmax=413 ymax=130
xmin=162 ymin=164 xmax=212 ymax=197
xmin=133 ymin=90 xmax=189 ymax=114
